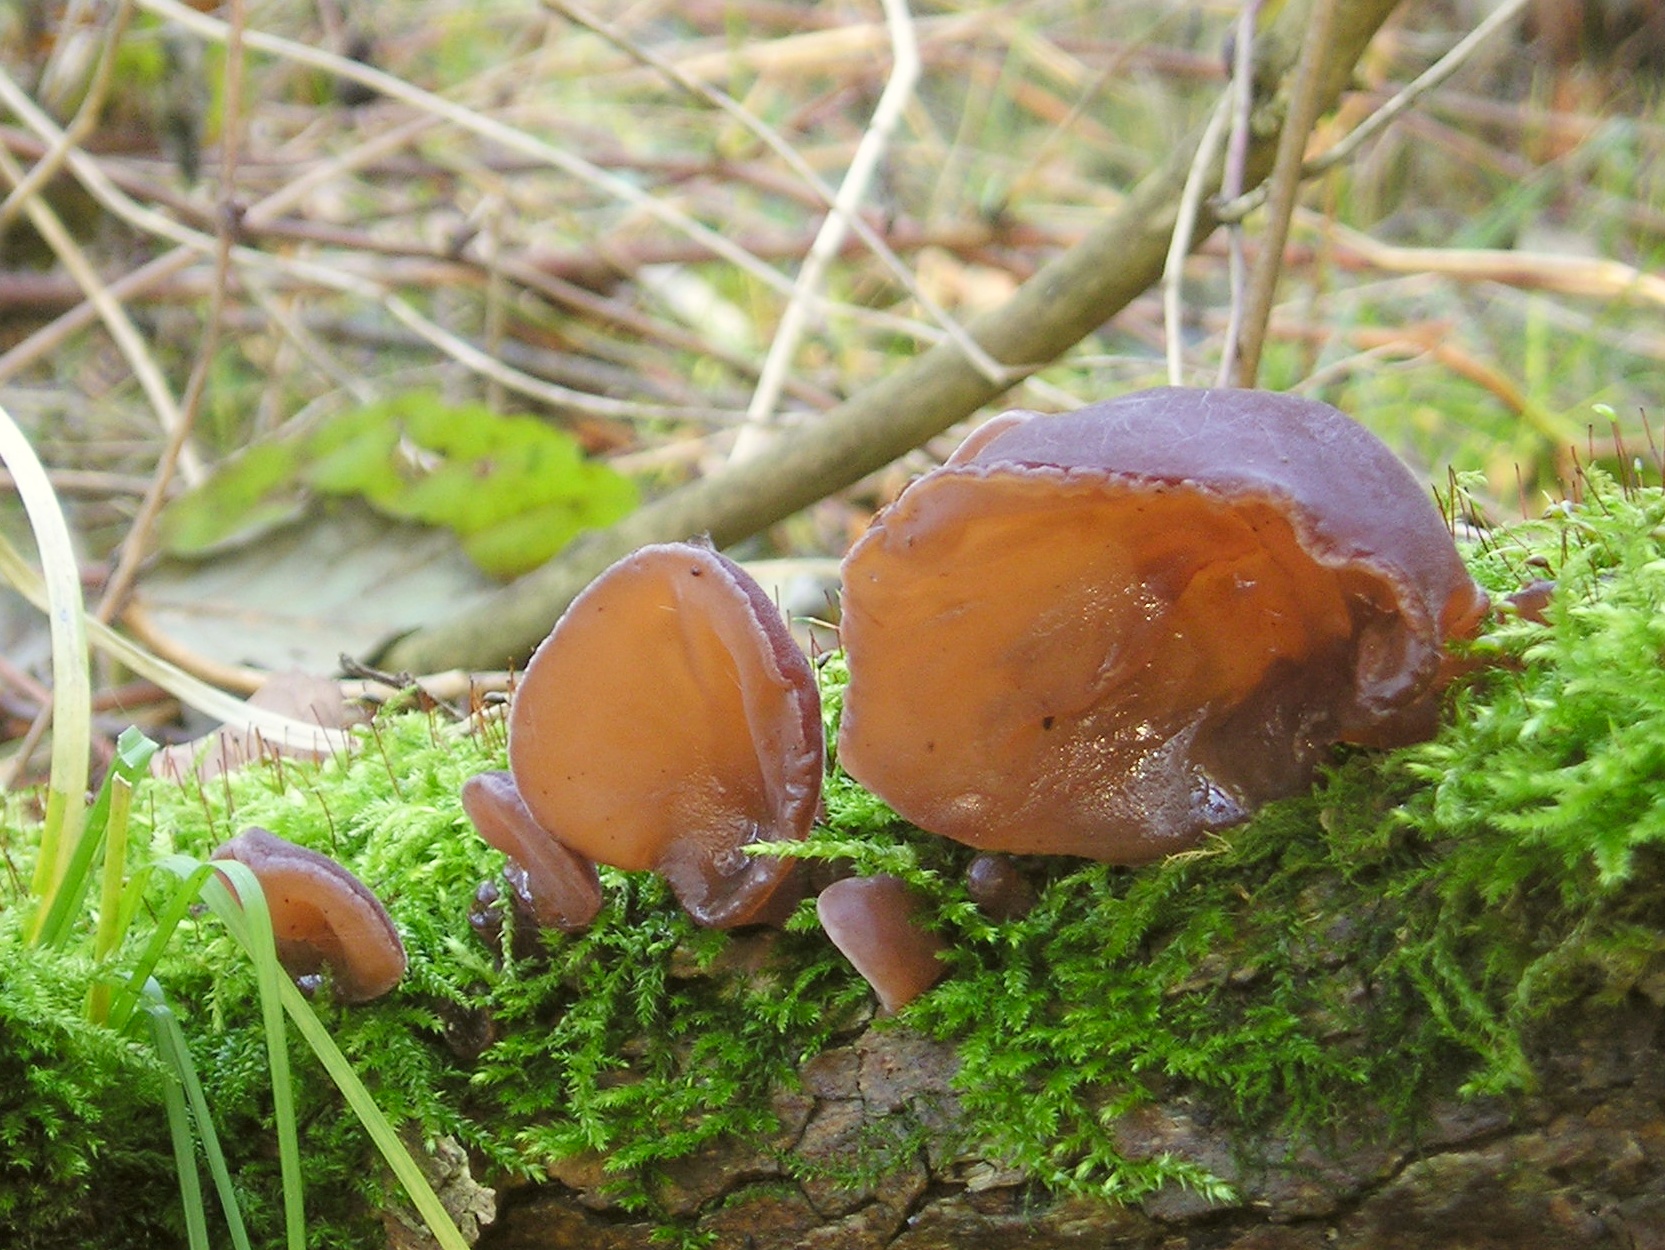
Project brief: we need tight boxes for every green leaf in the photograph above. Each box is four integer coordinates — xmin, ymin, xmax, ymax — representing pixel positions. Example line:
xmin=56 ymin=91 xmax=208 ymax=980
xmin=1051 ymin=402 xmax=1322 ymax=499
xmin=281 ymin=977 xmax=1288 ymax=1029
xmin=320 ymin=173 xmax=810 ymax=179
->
xmin=303 ymin=404 xmax=407 ymax=507
xmin=460 ymin=476 xmax=639 ymax=576
xmin=161 ymin=391 xmax=637 ymax=577
xmin=156 ymin=443 xmax=306 ymax=556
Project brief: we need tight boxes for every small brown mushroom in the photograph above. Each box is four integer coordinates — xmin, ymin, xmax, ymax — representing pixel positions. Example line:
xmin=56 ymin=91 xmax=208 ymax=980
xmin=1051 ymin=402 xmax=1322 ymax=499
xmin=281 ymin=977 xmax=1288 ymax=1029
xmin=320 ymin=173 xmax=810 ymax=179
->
xmin=461 ymin=770 xmax=602 ymax=934
xmin=964 ymin=853 xmax=1037 ymax=922
xmin=838 ymin=387 xmax=1489 ymax=865
xmin=1506 ymin=577 xmax=1555 ymax=624
xmin=210 ymin=827 xmax=406 ymax=1002
xmin=816 ymin=875 xmax=946 ymax=1013
xmin=508 ymin=541 xmax=823 ymax=928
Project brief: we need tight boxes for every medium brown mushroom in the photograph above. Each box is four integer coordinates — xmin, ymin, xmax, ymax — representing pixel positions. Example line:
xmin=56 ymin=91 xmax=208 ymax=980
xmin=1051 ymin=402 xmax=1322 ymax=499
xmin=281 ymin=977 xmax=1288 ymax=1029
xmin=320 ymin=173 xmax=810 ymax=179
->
xmin=816 ymin=875 xmax=946 ymax=1013
xmin=507 ymin=541 xmax=823 ymax=928
xmin=210 ymin=827 xmax=406 ymax=1002
xmin=838 ymin=387 xmax=1489 ymax=865
xmin=461 ymin=770 xmax=603 ymax=934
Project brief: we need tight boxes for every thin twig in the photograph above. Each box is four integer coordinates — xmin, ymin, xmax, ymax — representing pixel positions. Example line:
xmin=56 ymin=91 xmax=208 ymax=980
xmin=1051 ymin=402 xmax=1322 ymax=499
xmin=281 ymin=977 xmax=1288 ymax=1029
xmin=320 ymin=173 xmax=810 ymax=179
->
xmin=1215 ymin=0 xmax=1260 ymax=389
xmin=1162 ymin=95 xmax=1230 ymax=386
xmin=0 ymin=113 xmax=443 ymax=387
xmin=1303 ymin=209 xmax=1665 ymax=307
xmin=134 ymin=0 xmax=798 ymax=305
xmin=0 ymin=70 xmax=748 ymax=424
xmin=1216 ymin=0 xmax=1536 ymax=222
xmin=96 ymin=0 xmax=250 ymax=624
xmin=1232 ymin=0 xmax=1337 ymax=388
xmin=732 ymin=0 xmax=922 ymax=459
xmin=1306 ymin=0 xmax=1536 ymax=178
xmin=544 ymin=0 xmax=1004 ymax=391
xmin=0 ymin=0 xmax=133 ymax=235
xmin=0 ymin=136 xmax=204 ymax=485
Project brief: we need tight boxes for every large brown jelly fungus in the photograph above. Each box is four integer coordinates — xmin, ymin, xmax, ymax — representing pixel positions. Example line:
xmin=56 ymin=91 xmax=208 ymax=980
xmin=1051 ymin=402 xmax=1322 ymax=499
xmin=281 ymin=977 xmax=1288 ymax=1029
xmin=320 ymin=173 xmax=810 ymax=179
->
xmin=507 ymin=541 xmax=823 ymax=929
xmin=210 ymin=827 xmax=407 ymax=1003
xmin=816 ymin=875 xmax=946 ymax=1013
xmin=461 ymin=770 xmax=602 ymax=934
xmin=839 ymin=387 xmax=1489 ymax=866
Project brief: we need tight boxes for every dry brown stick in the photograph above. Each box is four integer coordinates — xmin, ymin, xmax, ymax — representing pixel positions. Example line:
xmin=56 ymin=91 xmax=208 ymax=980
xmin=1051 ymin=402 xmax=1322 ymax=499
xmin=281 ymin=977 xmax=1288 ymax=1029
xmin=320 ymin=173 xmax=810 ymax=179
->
xmin=1230 ymin=0 xmax=1338 ymax=389
xmin=381 ymin=0 xmax=1406 ymax=675
xmin=0 ymin=1 xmax=133 ymax=235
xmin=94 ymin=0 xmax=249 ymax=625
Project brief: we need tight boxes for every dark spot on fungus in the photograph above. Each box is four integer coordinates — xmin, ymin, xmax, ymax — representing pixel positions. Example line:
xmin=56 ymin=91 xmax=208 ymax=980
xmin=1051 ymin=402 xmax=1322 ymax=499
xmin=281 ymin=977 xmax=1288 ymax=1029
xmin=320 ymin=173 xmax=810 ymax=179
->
xmin=1041 ymin=716 xmax=1055 ymax=731
xmin=817 ymin=875 xmax=946 ymax=1013
xmin=461 ymin=769 xmax=602 ymax=934
xmin=507 ymin=541 xmax=823 ymax=928
xmin=838 ymin=387 xmax=1489 ymax=865
xmin=210 ymin=826 xmax=406 ymax=1003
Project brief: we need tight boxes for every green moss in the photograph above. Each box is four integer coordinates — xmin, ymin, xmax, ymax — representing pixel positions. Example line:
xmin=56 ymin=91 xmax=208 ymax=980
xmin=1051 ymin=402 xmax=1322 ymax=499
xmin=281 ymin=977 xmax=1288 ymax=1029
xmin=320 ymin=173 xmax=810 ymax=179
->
xmin=5 ymin=476 xmax=1665 ymax=1245
xmin=0 ymin=929 xmax=176 ymax=1244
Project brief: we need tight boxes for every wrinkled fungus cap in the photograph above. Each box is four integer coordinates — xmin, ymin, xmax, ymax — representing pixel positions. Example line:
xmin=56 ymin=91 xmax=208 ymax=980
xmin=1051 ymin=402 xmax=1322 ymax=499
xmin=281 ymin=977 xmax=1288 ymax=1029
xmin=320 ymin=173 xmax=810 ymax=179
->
xmin=509 ymin=541 xmax=823 ymax=928
xmin=211 ymin=827 xmax=406 ymax=1002
xmin=838 ymin=386 xmax=1489 ymax=865
xmin=461 ymin=770 xmax=603 ymax=933
xmin=816 ymin=875 xmax=946 ymax=1013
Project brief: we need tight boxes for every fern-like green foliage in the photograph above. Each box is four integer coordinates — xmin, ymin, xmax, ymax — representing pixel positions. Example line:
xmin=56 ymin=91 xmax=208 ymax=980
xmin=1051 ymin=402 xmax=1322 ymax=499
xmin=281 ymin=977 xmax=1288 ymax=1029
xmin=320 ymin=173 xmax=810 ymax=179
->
xmin=4 ymin=476 xmax=1665 ymax=1247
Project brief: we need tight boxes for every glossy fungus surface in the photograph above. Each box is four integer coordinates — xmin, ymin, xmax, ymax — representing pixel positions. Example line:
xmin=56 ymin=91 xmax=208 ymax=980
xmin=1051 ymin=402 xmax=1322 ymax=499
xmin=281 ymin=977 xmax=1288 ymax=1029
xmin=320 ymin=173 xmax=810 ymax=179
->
xmin=461 ymin=770 xmax=602 ymax=933
xmin=816 ymin=875 xmax=946 ymax=1013
xmin=210 ymin=827 xmax=406 ymax=1002
xmin=838 ymin=387 xmax=1489 ymax=865
xmin=509 ymin=541 xmax=823 ymax=928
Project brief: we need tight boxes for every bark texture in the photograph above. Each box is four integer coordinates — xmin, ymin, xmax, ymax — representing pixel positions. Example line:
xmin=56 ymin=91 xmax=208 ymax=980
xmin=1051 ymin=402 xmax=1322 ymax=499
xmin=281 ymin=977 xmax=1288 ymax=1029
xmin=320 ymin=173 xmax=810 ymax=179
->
xmin=468 ymin=994 xmax=1665 ymax=1250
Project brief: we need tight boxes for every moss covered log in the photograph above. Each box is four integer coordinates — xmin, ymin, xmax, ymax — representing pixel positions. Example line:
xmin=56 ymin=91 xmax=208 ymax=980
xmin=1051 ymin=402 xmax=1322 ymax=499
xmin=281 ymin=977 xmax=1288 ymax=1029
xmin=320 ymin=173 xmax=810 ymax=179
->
xmin=4 ymin=476 xmax=1665 ymax=1248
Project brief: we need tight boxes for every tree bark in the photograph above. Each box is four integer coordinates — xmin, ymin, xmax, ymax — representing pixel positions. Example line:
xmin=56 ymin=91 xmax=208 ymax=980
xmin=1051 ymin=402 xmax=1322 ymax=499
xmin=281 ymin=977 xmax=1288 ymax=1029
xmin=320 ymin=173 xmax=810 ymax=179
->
xmin=380 ymin=0 xmax=1407 ymax=675
xmin=467 ymin=993 xmax=1665 ymax=1250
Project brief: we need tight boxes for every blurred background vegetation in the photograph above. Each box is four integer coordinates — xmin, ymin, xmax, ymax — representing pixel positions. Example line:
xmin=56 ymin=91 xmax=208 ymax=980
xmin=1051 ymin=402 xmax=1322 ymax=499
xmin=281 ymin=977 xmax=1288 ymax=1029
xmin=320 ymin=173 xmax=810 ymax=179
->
xmin=0 ymin=0 xmax=1661 ymax=761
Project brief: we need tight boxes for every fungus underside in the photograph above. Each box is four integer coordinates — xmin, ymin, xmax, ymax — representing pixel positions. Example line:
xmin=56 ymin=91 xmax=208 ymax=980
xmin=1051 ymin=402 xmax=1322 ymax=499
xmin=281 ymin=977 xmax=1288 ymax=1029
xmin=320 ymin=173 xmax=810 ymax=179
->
xmin=4 ymin=474 xmax=1665 ymax=1249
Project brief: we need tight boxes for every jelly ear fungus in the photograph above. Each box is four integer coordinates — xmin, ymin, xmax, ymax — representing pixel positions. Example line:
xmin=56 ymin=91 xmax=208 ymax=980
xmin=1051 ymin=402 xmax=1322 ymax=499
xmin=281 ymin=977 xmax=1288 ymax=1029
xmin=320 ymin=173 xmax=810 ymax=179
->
xmin=837 ymin=386 xmax=1489 ymax=865
xmin=474 ymin=541 xmax=823 ymax=929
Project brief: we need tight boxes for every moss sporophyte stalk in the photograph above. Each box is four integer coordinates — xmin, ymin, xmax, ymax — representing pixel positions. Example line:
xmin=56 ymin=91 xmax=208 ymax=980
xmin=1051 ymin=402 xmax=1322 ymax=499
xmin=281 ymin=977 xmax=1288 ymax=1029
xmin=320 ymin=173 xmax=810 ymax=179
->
xmin=5 ymin=472 xmax=1665 ymax=1247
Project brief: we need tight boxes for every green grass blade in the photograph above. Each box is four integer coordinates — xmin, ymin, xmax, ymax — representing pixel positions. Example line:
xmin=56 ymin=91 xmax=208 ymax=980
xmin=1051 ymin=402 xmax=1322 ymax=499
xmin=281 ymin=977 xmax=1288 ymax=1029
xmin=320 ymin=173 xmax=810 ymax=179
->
xmin=145 ymin=990 xmax=213 ymax=1250
xmin=0 ymin=404 xmax=93 ymax=938
xmin=35 ymin=727 xmax=157 ymax=950
xmin=196 ymin=861 xmax=307 ymax=1250
xmin=275 ymin=975 xmax=472 ymax=1250
xmin=144 ymin=981 xmax=255 ymax=1250
xmin=86 ymin=774 xmax=136 ymax=1023
xmin=143 ymin=852 xmax=466 ymax=1248
xmin=106 ymin=857 xmax=219 ymax=1034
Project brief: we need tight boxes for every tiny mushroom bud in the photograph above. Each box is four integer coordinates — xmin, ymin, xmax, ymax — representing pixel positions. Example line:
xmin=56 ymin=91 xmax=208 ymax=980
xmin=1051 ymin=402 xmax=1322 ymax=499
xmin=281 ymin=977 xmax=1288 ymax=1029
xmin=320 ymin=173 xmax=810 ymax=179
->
xmin=817 ymin=875 xmax=946 ymax=1013
xmin=1506 ymin=578 xmax=1555 ymax=625
xmin=965 ymin=853 xmax=1037 ymax=922
xmin=461 ymin=770 xmax=602 ymax=934
xmin=508 ymin=541 xmax=823 ymax=928
xmin=210 ymin=827 xmax=406 ymax=1003
xmin=839 ymin=387 xmax=1490 ymax=865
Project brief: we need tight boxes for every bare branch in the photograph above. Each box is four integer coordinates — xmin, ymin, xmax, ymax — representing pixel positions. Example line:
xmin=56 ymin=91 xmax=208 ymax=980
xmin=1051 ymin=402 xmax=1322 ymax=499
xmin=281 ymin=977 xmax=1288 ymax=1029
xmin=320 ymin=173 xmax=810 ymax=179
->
xmin=382 ymin=0 xmax=1409 ymax=675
